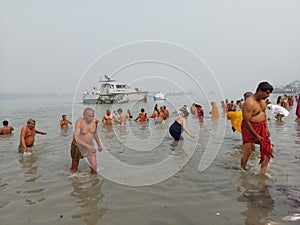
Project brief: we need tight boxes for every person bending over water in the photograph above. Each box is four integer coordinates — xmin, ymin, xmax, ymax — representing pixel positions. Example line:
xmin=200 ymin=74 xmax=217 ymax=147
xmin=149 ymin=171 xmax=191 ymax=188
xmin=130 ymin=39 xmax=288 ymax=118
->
xmin=70 ymin=108 xmax=102 ymax=174
xmin=169 ymin=111 xmax=195 ymax=141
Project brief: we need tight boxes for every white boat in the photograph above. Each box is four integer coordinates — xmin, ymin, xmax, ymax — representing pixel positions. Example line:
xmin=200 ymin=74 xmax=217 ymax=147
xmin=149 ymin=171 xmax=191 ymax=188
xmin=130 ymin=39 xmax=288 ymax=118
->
xmin=82 ymin=75 xmax=148 ymax=104
xmin=153 ymin=92 xmax=166 ymax=100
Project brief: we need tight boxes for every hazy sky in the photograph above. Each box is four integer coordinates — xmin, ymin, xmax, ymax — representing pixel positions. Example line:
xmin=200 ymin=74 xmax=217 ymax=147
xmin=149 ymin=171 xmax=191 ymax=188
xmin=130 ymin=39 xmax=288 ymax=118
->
xmin=1 ymin=0 xmax=299 ymax=99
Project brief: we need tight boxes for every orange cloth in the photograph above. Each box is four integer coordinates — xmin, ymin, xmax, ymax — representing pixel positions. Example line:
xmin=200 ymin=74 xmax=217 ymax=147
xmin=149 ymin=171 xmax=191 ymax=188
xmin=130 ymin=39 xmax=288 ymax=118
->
xmin=241 ymin=120 xmax=274 ymax=163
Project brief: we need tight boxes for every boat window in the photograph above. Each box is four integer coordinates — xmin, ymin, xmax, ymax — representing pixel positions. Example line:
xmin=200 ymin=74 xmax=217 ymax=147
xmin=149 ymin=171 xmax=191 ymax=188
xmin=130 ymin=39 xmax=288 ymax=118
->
xmin=116 ymin=85 xmax=126 ymax=88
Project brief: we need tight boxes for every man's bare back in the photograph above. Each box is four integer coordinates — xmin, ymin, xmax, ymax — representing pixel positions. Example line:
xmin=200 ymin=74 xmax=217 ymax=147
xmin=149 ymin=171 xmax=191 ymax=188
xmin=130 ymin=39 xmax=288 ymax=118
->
xmin=0 ymin=120 xmax=14 ymax=135
xmin=0 ymin=126 xmax=14 ymax=135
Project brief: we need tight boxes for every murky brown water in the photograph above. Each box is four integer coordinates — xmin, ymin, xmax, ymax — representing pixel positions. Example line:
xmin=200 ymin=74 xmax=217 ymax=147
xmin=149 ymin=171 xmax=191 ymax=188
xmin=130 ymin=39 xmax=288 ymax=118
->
xmin=0 ymin=95 xmax=299 ymax=225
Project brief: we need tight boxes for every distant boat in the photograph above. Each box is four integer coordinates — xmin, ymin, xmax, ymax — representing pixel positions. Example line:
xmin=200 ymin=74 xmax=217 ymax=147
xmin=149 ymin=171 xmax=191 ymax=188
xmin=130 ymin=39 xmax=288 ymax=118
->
xmin=153 ymin=92 xmax=166 ymax=101
xmin=82 ymin=75 xmax=148 ymax=104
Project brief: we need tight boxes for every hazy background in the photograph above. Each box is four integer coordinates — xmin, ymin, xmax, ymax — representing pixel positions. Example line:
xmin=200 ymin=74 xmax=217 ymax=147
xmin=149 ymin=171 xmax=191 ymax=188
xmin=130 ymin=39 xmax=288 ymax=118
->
xmin=1 ymin=0 xmax=299 ymax=100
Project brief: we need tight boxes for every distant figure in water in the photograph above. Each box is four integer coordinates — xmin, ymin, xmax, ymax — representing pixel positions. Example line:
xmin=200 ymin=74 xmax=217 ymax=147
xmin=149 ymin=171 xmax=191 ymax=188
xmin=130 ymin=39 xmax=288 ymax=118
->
xmin=134 ymin=108 xmax=149 ymax=122
xmin=266 ymin=101 xmax=289 ymax=122
xmin=169 ymin=111 xmax=195 ymax=141
xmin=127 ymin=109 xmax=133 ymax=119
xmin=117 ymin=108 xmax=127 ymax=126
xmin=0 ymin=120 xmax=14 ymax=135
xmin=210 ymin=102 xmax=220 ymax=119
xmin=241 ymin=81 xmax=274 ymax=177
xmin=102 ymin=109 xmax=114 ymax=125
xmin=19 ymin=119 xmax=47 ymax=155
xmin=70 ymin=108 xmax=102 ymax=174
xmin=60 ymin=114 xmax=72 ymax=129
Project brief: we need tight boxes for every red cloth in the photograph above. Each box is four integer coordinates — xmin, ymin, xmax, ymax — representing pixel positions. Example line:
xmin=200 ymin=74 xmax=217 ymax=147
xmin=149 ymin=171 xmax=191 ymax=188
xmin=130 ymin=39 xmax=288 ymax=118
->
xmin=241 ymin=120 xmax=274 ymax=164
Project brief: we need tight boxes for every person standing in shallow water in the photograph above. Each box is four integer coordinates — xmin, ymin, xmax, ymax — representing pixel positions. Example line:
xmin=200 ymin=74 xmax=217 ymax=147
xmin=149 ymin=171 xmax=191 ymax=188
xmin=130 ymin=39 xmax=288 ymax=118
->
xmin=70 ymin=108 xmax=102 ymax=174
xmin=60 ymin=114 xmax=72 ymax=129
xmin=210 ymin=102 xmax=220 ymax=119
xmin=19 ymin=119 xmax=47 ymax=155
xmin=241 ymin=81 xmax=274 ymax=177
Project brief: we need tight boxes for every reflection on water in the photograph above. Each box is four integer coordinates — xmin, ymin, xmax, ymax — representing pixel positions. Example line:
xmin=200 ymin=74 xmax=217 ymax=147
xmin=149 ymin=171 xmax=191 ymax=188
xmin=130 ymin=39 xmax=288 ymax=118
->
xmin=18 ymin=153 xmax=39 ymax=176
xmin=237 ymin=173 xmax=274 ymax=225
xmin=70 ymin=175 xmax=108 ymax=225
xmin=18 ymin=152 xmax=47 ymax=204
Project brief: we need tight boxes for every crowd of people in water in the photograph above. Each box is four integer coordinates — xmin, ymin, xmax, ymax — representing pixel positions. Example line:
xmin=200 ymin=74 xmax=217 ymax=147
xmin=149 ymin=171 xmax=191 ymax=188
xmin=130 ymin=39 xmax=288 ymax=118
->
xmin=1 ymin=81 xmax=300 ymax=177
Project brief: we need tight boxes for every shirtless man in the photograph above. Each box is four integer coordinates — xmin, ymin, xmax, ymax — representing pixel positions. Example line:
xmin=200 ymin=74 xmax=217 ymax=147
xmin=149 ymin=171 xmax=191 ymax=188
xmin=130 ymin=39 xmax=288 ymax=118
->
xmin=0 ymin=120 xmax=14 ymax=135
xmin=241 ymin=82 xmax=274 ymax=176
xmin=102 ymin=109 xmax=114 ymax=125
xmin=117 ymin=108 xmax=127 ymax=126
xmin=19 ymin=119 xmax=47 ymax=155
xmin=70 ymin=108 xmax=102 ymax=174
xmin=154 ymin=110 xmax=164 ymax=125
xmin=60 ymin=114 xmax=72 ymax=129
xmin=162 ymin=106 xmax=169 ymax=120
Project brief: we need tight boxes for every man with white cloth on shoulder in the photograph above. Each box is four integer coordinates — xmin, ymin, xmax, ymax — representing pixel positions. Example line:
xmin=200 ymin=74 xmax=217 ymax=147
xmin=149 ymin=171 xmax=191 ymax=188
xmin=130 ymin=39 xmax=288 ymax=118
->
xmin=267 ymin=100 xmax=289 ymax=122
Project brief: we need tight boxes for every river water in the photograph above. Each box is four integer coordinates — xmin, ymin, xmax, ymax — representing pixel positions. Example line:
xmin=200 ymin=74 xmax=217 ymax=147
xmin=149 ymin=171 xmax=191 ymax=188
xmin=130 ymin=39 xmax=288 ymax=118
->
xmin=0 ymin=94 xmax=299 ymax=225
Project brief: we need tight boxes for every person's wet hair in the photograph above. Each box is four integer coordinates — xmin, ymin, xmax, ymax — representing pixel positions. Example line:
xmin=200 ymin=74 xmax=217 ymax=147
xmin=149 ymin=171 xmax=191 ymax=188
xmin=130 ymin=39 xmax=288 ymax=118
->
xmin=256 ymin=81 xmax=273 ymax=93
xmin=27 ymin=119 xmax=35 ymax=124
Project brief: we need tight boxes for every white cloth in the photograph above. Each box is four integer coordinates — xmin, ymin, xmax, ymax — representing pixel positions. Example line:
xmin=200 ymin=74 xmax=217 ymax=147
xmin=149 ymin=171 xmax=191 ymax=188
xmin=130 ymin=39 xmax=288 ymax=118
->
xmin=267 ymin=104 xmax=289 ymax=117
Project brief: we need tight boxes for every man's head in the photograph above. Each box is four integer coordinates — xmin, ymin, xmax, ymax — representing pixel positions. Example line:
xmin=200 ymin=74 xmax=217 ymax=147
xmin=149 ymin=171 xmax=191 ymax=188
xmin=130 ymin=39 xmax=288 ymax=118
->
xmin=117 ymin=108 xmax=122 ymax=114
xmin=27 ymin=119 xmax=36 ymax=130
xmin=106 ymin=110 xmax=111 ymax=115
xmin=3 ymin=120 xmax=8 ymax=126
xmin=83 ymin=108 xmax=95 ymax=123
xmin=256 ymin=81 xmax=273 ymax=99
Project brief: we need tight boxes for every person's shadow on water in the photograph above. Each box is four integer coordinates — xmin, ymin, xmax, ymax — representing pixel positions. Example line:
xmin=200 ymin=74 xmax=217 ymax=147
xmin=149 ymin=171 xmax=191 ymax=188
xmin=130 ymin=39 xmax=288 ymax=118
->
xmin=69 ymin=175 xmax=108 ymax=225
xmin=237 ymin=173 xmax=275 ymax=225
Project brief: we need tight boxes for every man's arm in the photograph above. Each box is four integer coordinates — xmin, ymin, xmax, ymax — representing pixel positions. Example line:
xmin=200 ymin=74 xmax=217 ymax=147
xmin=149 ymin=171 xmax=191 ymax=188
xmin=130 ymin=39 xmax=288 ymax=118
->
xmin=262 ymin=101 xmax=270 ymax=137
xmin=35 ymin=130 xmax=47 ymax=135
xmin=93 ymin=120 xmax=102 ymax=152
xmin=101 ymin=116 xmax=106 ymax=124
xmin=20 ymin=127 xmax=28 ymax=152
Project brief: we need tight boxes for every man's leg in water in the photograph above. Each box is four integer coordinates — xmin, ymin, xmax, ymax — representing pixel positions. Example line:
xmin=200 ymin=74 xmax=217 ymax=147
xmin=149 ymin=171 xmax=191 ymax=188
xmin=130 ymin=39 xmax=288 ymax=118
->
xmin=241 ymin=142 xmax=254 ymax=170
xmin=88 ymin=154 xmax=97 ymax=174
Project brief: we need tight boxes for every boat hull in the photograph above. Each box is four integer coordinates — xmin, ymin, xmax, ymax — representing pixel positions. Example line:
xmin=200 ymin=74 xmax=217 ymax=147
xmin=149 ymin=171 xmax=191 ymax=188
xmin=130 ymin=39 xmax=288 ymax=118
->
xmin=83 ymin=91 xmax=148 ymax=104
